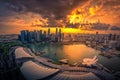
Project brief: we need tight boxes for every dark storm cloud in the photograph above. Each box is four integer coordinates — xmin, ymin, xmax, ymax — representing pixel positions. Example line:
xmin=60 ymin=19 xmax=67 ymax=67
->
xmin=7 ymin=0 xmax=84 ymax=16
xmin=0 ymin=0 xmax=120 ymax=27
xmin=0 ymin=0 xmax=16 ymax=23
xmin=5 ymin=0 xmax=87 ymax=25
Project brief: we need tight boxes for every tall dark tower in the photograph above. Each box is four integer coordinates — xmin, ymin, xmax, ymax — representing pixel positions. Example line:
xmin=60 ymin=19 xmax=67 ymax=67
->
xmin=43 ymin=31 xmax=47 ymax=41
xmin=48 ymin=28 xmax=50 ymax=37
xmin=108 ymin=33 xmax=112 ymax=40
xmin=59 ymin=28 xmax=62 ymax=41
xmin=113 ymin=34 xmax=116 ymax=40
xmin=56 ymin=28 xmax=58 ymax=36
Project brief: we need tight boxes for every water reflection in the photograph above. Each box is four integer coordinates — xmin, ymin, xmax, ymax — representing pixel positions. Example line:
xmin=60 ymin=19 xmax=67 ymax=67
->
xmin=27 ymin=43 xmax=120 ymax=71
xmin=28 ymin=44 xmax=100 ymax=64
xmin=63 ymin=44 xmax=99 ymax=63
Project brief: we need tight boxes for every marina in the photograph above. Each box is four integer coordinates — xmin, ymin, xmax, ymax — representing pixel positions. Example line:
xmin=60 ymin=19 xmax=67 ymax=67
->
xmin=15 ymin=47 xmax=115 ymax=80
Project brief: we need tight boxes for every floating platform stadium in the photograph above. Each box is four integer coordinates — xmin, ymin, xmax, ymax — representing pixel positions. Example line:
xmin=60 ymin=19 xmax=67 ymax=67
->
xmin=14 ymin=47 xmax=115 ymax=80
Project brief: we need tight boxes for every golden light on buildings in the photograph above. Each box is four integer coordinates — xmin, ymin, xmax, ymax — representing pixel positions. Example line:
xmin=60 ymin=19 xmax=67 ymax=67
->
xmin=33 ymin=27 xmax=83 ymax=34
xmin=62 ymin=28 xmax=82 ymax=33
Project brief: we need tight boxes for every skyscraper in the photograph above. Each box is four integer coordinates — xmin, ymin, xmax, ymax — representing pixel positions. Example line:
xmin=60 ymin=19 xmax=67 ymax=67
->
xmin=43 ymin=31 xmax=47 ymax=41
xmin=108 ymin=33 xmax=112 ymax=40
xmin=36 ymin=31 xmax=40 ymax=42
xmin=20 ymin=30 xmax=26 ymax=43
xmin=48 ymin=28 xmax=51 ymax=37
xmin=59 ymin=28 xmax=62 ymax=41
xmin=27 ymin=31 xmax=32 ymax=42
xmin=39 ymin=30 xmax=42 ymax=41
xmin=56 ymin=28 xmax=58 ymax=36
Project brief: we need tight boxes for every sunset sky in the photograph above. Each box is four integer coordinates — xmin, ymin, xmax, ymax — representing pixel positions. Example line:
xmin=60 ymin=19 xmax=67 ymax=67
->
xmin=0 ymin=0 xmax=120 ymax=34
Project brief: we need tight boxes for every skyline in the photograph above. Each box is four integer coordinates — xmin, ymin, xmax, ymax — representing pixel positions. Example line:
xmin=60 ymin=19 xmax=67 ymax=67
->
xmin=0 ymin=0 xmax=120 ymax=35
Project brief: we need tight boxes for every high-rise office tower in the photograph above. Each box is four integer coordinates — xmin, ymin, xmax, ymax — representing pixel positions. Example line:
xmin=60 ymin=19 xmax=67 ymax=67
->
xmin=39 ymin=30 xmax=42 ymax=41
xmin=36 ymin=31 xmax=40 ymax=42
xmin=59 ymin=28 xmax=62 ymax=41
xmin=108 ymin=33 xmax=112 ymax=40
xmin=56 ymin=28 xmax=58 ymax=36
xmin=48 ymin=28 xmax=50 ymax=37
xmin=26 ymin=30 xmax=29 ymax=41
xmin=27 ymin=31 xmax=32 ymax=42
xmin=95 ymin=32 xmax=99 ymax=42
xmin=33 ymin=30 xmax=37 ymax=41
xmin=43 ymin=31 xmax=47 ymax=41
xmin=20 ymin=30 xmax=26 ymax=43
xmin=113 ymin=34 xmax=116 ymax=40
xmin=47 ymin=28 xmax=51 ymax=41
xmin=48 ymin=28 xmax=51 ymax=38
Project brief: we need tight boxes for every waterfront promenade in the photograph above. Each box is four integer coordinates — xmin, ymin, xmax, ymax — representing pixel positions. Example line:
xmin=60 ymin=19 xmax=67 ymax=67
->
xmin=14 ymin=47 xmax=115 ymax=80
